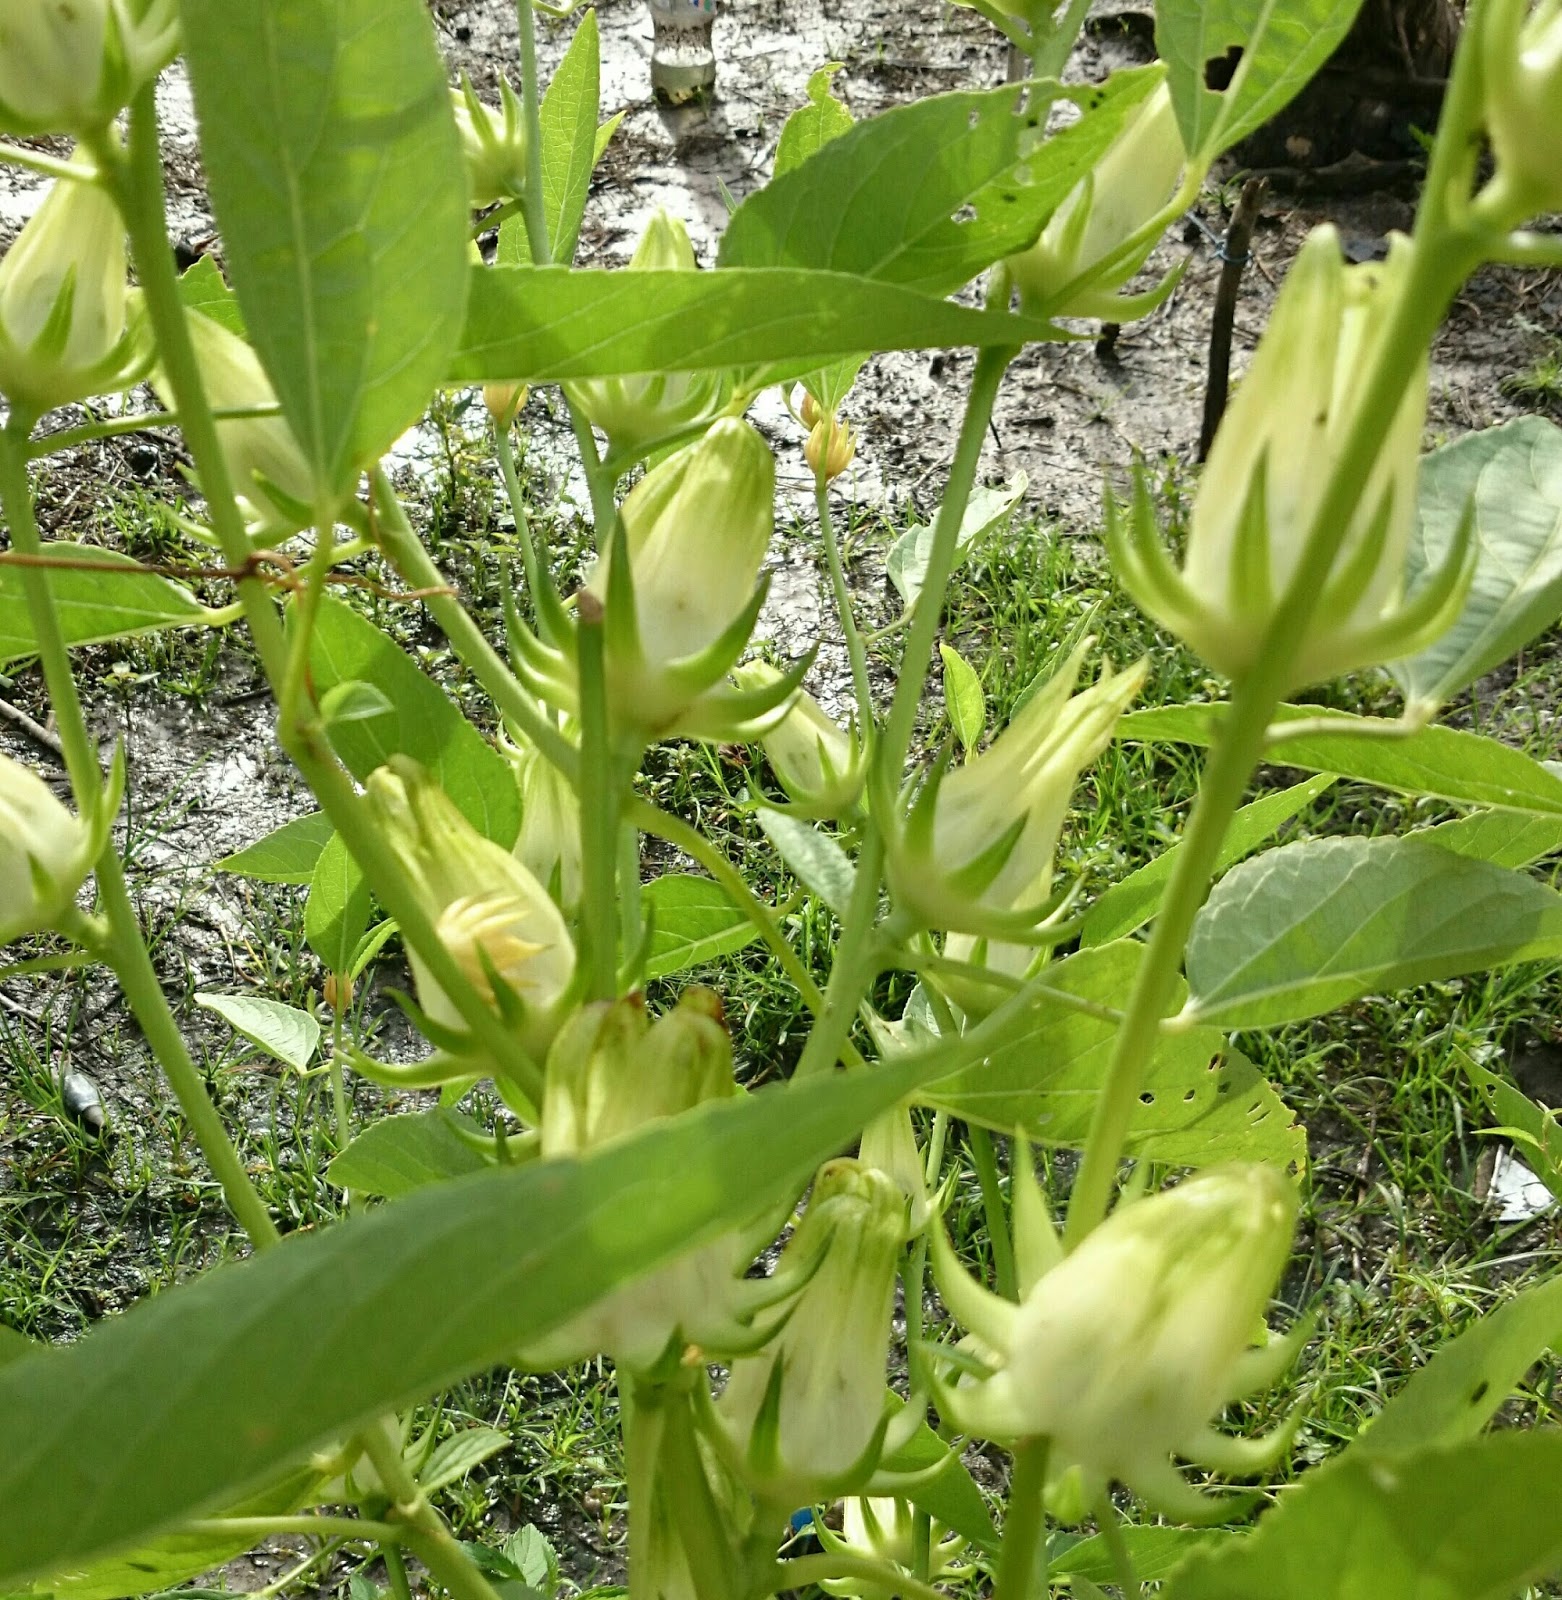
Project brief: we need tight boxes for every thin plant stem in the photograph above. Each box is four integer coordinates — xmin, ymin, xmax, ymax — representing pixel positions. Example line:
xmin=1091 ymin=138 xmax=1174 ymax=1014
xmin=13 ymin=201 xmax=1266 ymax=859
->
xmin=382 ymin=1542 xmax=417 ymax=1600
xmin=27 ymin=404 xmax=282 ymax=459
xmin=182 ymin=1516 xmax=400 ymax=1541
xmin=0 ymin=140 xmax=98 ymax=183
xmin=994 ymin=1437 xmax=1051 ymax=1600
xmin=492 ymin=425 xmax=549 ymax=624
xmin=575 ymin=596 xmax=621 ymax=1000
xmin=968 ymin=1124 xmax=1018 ymax=1302
xmin=814 ymin=469 xmax=874 ymax=730
xmin=513 ymin=0 xmax=551 ymax=265
xmin=0 ymin=420 xmax=280 ymax=1249
xmin=1095 ymin=1493 xmax=1143 ymax=1600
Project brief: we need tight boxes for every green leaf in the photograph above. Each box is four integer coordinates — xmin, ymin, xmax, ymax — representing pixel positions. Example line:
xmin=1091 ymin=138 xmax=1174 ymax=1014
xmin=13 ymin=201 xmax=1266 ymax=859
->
xmin=1120 ymin=703 xmax=1562 ymax=816
xmin=757 ymin=811 xmax=857 ymax=916
xmin=216 ymin=811 xmax=334 ymax=885
xmin=642 ymin=874 xmax=762 ymax=981
xmin=0 ymin=1044 xmax=967 ymax=1585
xmin=194 ymin=993 xmax=321 ymax=1073
xmin=773 ymin=64 xmax=854 ymax=179
xmin=180 ymin=0 xmax=469 ymax=497
xmin=305 ymin=594 xmax=520 ymax=846
xmin=304 ymin=831 xmax=372 ymax=976
xmin=877 ymin=1411 xmax=998 ymax=1551
xmin=1416 ymin=809 xmax=1562 ymax=871
xmin=1156 ymin=0 xmax=1367 ymax=160
xmin=0 ymin=1326 xmax=36 ymax=1368
xmin=940 ymin=643 xmax=986 ymax=752
xmin=319 ymin=678 xmax=395 ymax=728
xmin=1082 ymin=775 xmax=1336 ymax=947
xmin=501 ymin=10 xmax=602 ymax=266
xmin=887 ymin=474 xmax=1028 ymax=608
xmin=1392 ymin=416 xmax=1562 ymax=709
xmin=1050 ymin=1527 xmax=1230 ymax=1585
xmin=925 ymin=942 xmax=1305 ymax=1171
xmin=176 ymin=255 xmax=245 ymax=335
xmin=327 ymin=1109 xmax=492 ymax=1198
xmin=1161 ymin=1433 xmax=1562 ymax=1600
xmin=1462 ymin=1055 xmax=1562 ymax=1204
xmin=718 ymin=71 xmax=1160 ymax=293
xmin=1185 ymin=837 xmax=1562 ymax=1029
xmin=0 ymin=545 xmax=224 ymax=665
xmin=453 ymin=266 xmax=1069 ymax=384
xmin=420 ymin=1427 xmax=510 ymax=1493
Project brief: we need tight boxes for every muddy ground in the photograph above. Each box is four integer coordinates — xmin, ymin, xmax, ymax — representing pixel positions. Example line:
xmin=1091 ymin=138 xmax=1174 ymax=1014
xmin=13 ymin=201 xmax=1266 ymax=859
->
xmin=1 ymin=0 xmax=1561 ymax=1588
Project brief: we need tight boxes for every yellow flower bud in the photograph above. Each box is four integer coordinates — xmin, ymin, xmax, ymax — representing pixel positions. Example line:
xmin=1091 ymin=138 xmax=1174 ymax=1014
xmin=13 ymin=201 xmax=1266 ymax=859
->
xmin=0 ymin=158 xmax=136 ymax=412
xmin=483 ymin=380 xmax=528 ymax=429
xmin=1482 ymin=0 xmax=1562 ymax=219
xmin=0 ymin=753 xmax=92 ymax=945
xmin=1008 ymin=81 xmax=1184 ymax=322
xmin=805 ymin=415 xmax=857 ymax=481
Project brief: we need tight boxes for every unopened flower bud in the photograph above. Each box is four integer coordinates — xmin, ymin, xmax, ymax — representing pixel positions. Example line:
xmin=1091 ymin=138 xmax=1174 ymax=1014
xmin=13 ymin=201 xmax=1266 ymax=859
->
xmin=364 ymin=756 xmax=574 ymax=1053
xmin=565 ymin=211 xmax=732 ymax=458
xmin=504 ymin=723 xmax=583 ymax=911
xmin=149 ymin=305 xmax=318 ymax=543
xmin=818 ymin=1499 xmax=967 ymax=1600
xmin=452 ymin=74 xmax=528 ymax=208
xmin=1110 ymin=227 xmax=1460 ymax=690
xmin=484 ymin=380 xmax=528 ymax=429
xmin=322 ymin=971 xmax=353 ymax=1014
xmin=731 ymin=663 xmax=863 ymax=819
xmin=0 ymin=158 xmax=137 ymax=412
xmin=1008 ymin=80 xmax=1184 ymax=322
xmin=0 ymin=754 xmax=92 ymax=945
xmin=0 ymin=0 xmax=179 ymax=135
xmin=797 ymin=389 xmax=824 ymax=430
xmin=1481 ymin=0 xmax=1562 ymax=219
xmin=719 ymin=1159 xmax=907 ymax=1499
xmin=805 ymin=415 xmax=857 ymax=481
xmin=934 ymin=1164 xmax=1301 ymax=1520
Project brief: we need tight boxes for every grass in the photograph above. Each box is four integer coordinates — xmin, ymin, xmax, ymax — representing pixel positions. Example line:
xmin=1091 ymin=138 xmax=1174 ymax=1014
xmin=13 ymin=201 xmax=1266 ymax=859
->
xmin=6 ymin=404 xmax=1562 ymax=1595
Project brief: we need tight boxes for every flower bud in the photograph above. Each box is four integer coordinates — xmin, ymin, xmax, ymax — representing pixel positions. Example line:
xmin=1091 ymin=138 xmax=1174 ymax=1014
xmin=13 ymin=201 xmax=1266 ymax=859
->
xmin=524 ymin=990 xmax=759 ymax=1372
xmin=887 ymin=642 xmax=1145 ymax=951
xmin=718 ymin=1159 xmax=907 ymax=1499
xmin=0 ymin=754 xmax=92 ymax=944
xmin=363 ymin=757 xmax=574 ymax=1053
xmin=1008 ymin=81 xmax=1184 ymax=322
xmin=565 ymin=211 xmax=732 ymax=458
xmin=1109 ymin=227 xmax=1460 ymax=690
xmin=149 ymin=305 xmax=318 ymax=543
xmin=0 ymin=158 xmax=138 ymax=412
xmin=731 ymin=662 xmax=864 ymax=819
xmin=484 ymin=380 xmax=528 ymax=429
xmin=504 ymin=722 xmax=583 ymax=911
xmin=0 ymin=0 xmax=179 ymax=135
xmin=452 ymin=74 xmax=528 ymax=209
xmin=818 ymin=1499 xmax=967 ymax=1600
xmin=805 ymin=415 xmax=857 ymax=481
xmin=934 ymin=1165 xmax=1301 ymax=1521
xmin=1482 ymin=0 xmax=1562 ymax=219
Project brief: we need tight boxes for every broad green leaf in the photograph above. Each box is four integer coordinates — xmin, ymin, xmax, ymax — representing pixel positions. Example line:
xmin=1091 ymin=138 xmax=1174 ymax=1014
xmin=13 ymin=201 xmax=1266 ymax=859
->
xmin=1417 ymin=809 xmax=1562 ymax=870
xmin=1393 ymin=417 xmax=1562 ymax=710
xmin=453 ymin=266 xmax=1068 ymax=383
xmin=0 ymin=1326 xmax=35 ymax=1368
xmin=1356 ymin=1271 xmax=1562 ymax=1458
xmin=757 ymin=810 xmax=857 ymax=916
xmin=217 ymin=811 xmax=334 ymax=884
xmin=1156 ymin=0 xmax=1366 ymax=160
xmin=1162 ymin=1432 xmax=1562 ymax=1600
xmin=642 ymin=874 xmax=762 ymax=980
xmin=926 ymin=941 xmax=1305 ymax=1170
xmin=194 ymin=993 xmax=321 ymax=1073
xmin=878 ymin=1411 xmax=998 ymax=1551
xmin=1185 ymin=837 xmax=1562 ymax=1029
xmin=319 ymin=678 xmax=395 ymax=727
xmin=500 ymin=10 xmax=602 ymax=265
xmin=0 ymin=1043 xmax=967 ymax=1585
xmin=887 ymin=474 xmax=1028 ymax=608
xmin=1082 ymin=775 xmax=1336 ymax=947
xmin=176 ymin=255 xmax=245 ymax=335
xmin=773 ymin=64 xmax=854 ymax=179
xmin=304 ymin=831 xmax=372 ymax=976
xmin=1120 ymin=703 xmax=1562 ymax=816
xmin=180 ymin=0 xmax=469 ymax=497
xmin=327 ymin=1108 xmax=492 ymax=1197
xmin=1050 ymin=1527 xmax=1230 ymax=1585
xmin=940 ymin=642 xmax=986 ymax=752
xmin=305 ymin=594 xmax=520 ymax=847
xmin=1463 ymin=1055 xmax=1562 ymax=1204
xmin=421 ymin=1427 xmax=510 ymax=1493
xmin=718 ymin=71 xmax=1160 ymax=293
xmin=0 ymin=545 xmax=225 ymax=665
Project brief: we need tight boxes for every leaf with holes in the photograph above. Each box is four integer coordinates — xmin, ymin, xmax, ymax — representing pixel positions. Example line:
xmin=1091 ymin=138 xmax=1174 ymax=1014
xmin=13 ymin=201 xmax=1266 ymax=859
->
xmin=774 ymin=64 xmax=854 ymax=179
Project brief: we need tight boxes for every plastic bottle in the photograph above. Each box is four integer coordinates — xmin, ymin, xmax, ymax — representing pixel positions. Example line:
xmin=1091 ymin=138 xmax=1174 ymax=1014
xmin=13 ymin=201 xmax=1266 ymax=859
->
xmin=649 ymin=0 xmax=716 ymax=106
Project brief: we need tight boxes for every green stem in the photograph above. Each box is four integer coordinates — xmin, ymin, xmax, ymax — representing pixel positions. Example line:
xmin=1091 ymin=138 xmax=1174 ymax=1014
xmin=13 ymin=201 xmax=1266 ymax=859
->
xmin=382 ymin=1542 xmax=416 ymax=1600
xmin=27 ymin=404 xmax=281 ymax=459
xmin=492 ymin=426 xmax=549 ymax=629
xmin=1063 ymin=173 xmax=1486 ymax=1254
xmin=513 ymin=0 xmax=552 ymax=266
xmin=182 ymin=1516 xmax=400 ymax=1541
xmin=775 ymin=1556 xmax=949 ymax=1600
xmin=994 ymin=1437 xmax=1050 ymax=1600
xmin=576 ymin=597 xmax=621 ymax=1000
xmin=0 ymin=140 xmax=99 ymax=183
xmin=968 ymin=1124 xmax=1018 ymax=1302
xmin=369 ymin=468 xmax=576 ymax=777
xmin=1031 ymin=0 xmax=1094 ymax=78
xmin=792 ymin=828 xmax=886 ymax=1078
xmin=0 ymin=421 xmax=280 ymax=1249
xmin=569 ymin=401 xmax=620 ymax=541
xmin=814 ymin=469 xmax=874 ymax=731
xmin=1094 ymin=1493 xmax=1142 ymax=1600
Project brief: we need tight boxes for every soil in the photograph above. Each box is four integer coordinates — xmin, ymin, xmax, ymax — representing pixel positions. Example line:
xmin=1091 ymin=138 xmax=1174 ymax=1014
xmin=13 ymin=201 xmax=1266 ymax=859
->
xmin=1 ymin=0 xmax=1561 ymax=1590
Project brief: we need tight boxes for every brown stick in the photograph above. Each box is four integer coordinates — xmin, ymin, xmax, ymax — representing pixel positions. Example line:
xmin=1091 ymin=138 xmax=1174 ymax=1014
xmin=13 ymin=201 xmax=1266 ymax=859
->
xmin=1197 ymin=176 xmax=1268 ymax=463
